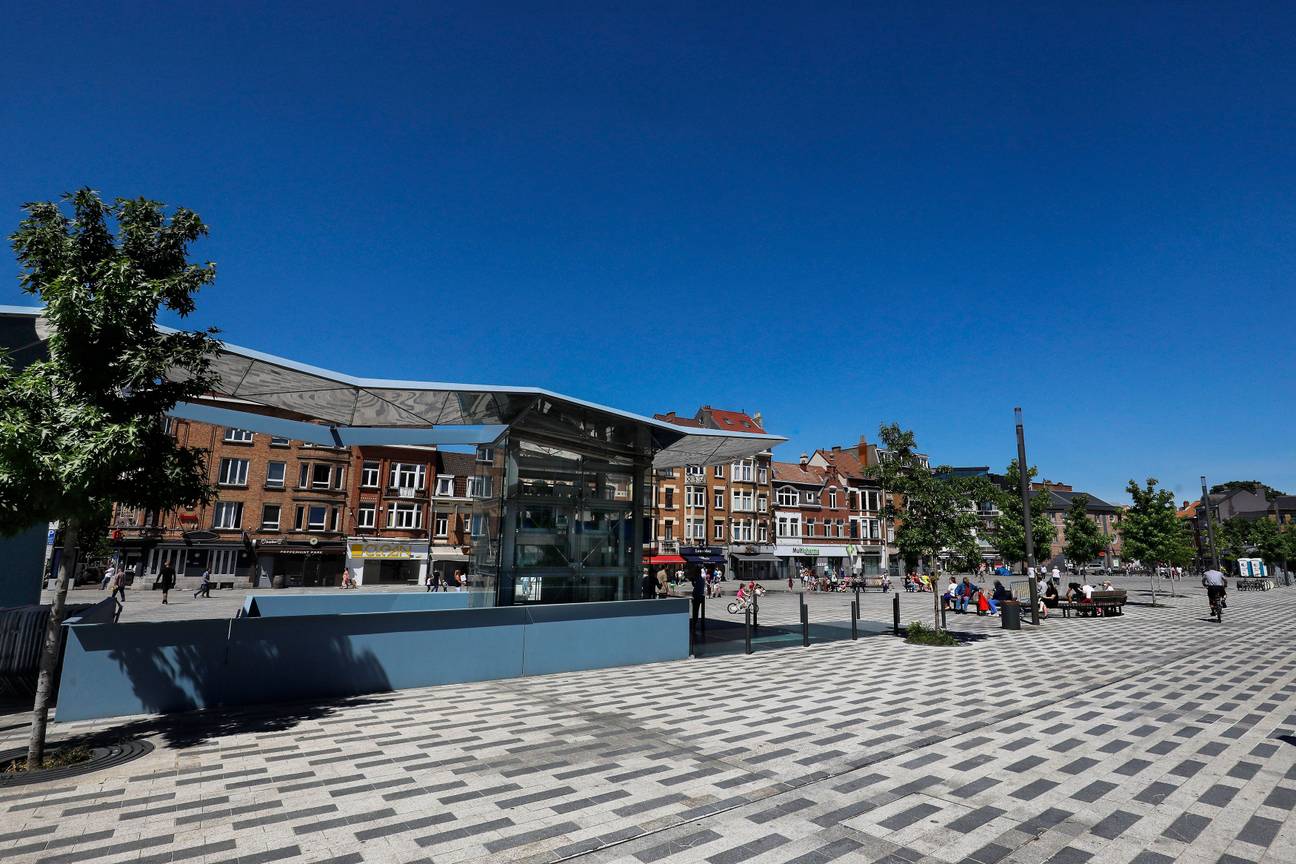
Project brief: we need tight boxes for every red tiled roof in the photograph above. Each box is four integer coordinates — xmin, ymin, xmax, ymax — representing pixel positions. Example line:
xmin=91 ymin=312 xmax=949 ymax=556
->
xmin=772 ymin=461 xmax=824 ymax=485
xmin=815 ymin=447 xmax=868 ymax=479
xmin=706 ymin=408 xmax=765 ymax=434
xmin=438 ymin=451 xmax=477 ymax=476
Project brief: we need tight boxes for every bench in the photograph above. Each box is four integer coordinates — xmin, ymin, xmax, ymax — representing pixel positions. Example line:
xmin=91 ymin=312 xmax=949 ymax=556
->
xmin=855 ymin=577 xmax=888 ymax=592
xmin=217 ymin=580 xmax=235 ymax=590
xmin=1057 ymin=589 xmax=1126 ymax=618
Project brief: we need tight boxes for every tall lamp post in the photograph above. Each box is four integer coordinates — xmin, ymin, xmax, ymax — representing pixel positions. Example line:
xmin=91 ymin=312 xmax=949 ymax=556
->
xmin=1015 ymin=407 xmax=1041 ymax=625
xmin=1200 ymin=475 xmax=1220 ymax=570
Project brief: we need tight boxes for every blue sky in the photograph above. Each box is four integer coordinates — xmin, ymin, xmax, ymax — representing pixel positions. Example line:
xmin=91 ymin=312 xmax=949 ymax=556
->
xmin=3 ymin=3 xmax=1293 ymax=504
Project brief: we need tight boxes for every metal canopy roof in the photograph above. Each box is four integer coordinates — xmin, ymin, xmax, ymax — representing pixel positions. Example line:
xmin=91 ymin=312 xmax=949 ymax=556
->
xmin=0 ymin=306 xmax=783 ymax=467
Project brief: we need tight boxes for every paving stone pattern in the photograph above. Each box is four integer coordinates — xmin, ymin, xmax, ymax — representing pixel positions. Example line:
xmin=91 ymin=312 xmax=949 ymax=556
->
xmin=3 ymin=581 xmax=1295 ymax=863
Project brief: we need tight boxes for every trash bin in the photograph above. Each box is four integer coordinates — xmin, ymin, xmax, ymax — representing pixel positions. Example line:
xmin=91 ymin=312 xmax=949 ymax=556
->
xmin=1000 ymin=601 xmax=1022 ymax=630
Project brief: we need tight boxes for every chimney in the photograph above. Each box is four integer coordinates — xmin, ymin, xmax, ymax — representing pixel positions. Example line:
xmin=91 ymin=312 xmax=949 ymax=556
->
xmin=799 ymin=453 xmax=809 ymax=468
xmin=858 ymin=434 xmax=868 ymax=464
xmin=832 ymin=445 xmax=841 ymax=453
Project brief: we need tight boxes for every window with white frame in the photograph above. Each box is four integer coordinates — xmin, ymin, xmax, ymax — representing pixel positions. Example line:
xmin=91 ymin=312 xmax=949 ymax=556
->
xmin=269 ymin=435 xmax=290 ymax=447
xmin=757 ymin=494 xmax=767 ymax=513
xmin=828 ymin=490 xmax=838 ymax=509
xmin=476 ymin=446 xmax=494 ymax=464
xmin=836 ymin=519 xmax=845 ymax=537
xmin=732 ymin=489 xmax=754 ymax=512
xmin=662 ymin=518 xmax=674 ymax=539
xmin=807 ymin=491 xmax=819 ymax=505
xmin=758 ymin=465 xmax=768 ymax=484
xmin=805 ymin=518 xmax=816 ymax=537
xmin=435 ymin=476 xmax=454 ymax=496
xmin=223 ymin=428 xmax=254 ymax=443
xmin=213 ymin=501 xmax=242 ymax=529
xmin=357 ymin=504 xmax=376 ymax=528
xmin=776 ymin=486 xmax=798 ymax=507
xmin=386 ymin=501 xmax=422 ymax=529
xmin=261 ymin=504 xmax=281 ymax=530
xmin=731 ymin=519 xmax=753 ymax=542
xmin=686 ymin=464 xmax=703 ymax=478
xmin=870 ymin=518 xmax=881 ymax=539
xmin=218 ymin=458 xmax=249 ymax=487
xmin=361 ymin=461 xmax=380 ymax=487
xmin=712 ymin=464 xmax=723 ymax=478
xmin=306 ymin=505 xmax=328 ymax=531
xmin=686 ymin=486 xmax=705 ymax=508
xmin=662 ymin=486 xmax=674 ymax=509
xmin=714 ymin=490 xmax=725 ymax=510
xmin=311 ymin=463 xmax=333 ymax=489
xmin=758 ymin=522 xmax=768 ymax=542
xmin=434 ymin=513 xmax=448 ymax=537
xmin=467 ymin=475 xmax=493 ymax=498
xmin=713 ymin=520 xmax=724 ymax=540
xmin=777 ymin=515 xmax=800 ymax=537
xmin=265 ymin=461 xmax=286 ymax=488
xmin=686 ymin=517 xmax=705 ymax=540
xmin=732 ymin=459 xmax=753 ymax=482
xmin=390 ymin=463 xmax=426 ymax=491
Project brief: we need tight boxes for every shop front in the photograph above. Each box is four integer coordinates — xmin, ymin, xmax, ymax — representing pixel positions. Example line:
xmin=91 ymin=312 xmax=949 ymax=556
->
xmin=775 ymin=544 xmax=853 ymax=579
xmin=729 ymin=544 xmax=777 ymax=582
xmin=846 ymin=543 xmax=885 ymax=577
xmin=680 ymin=545 xmax=727 ymax=577
xmin=347 ymin=538 xmax=429 ymax=586
xmin=428 ymin=545 xmax=471 ymax=586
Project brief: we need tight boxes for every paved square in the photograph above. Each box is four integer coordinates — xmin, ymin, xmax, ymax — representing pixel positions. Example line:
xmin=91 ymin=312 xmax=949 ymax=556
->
xmin=3 ymin=579 xmax=1295 ymax=864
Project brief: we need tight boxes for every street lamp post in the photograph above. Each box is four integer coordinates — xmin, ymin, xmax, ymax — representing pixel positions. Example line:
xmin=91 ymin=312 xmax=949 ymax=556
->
xmin=1015 ymin=407 xmax=1041 ymax=626
xmin=1200 ymin=475 xmax=1220 ymax=570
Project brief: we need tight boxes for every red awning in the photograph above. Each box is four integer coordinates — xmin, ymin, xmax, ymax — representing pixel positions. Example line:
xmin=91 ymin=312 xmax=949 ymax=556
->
xmin=646 ymin=555 xmax=686 ymax=565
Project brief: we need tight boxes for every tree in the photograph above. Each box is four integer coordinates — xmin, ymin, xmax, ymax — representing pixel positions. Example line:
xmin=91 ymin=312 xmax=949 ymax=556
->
xmin=1209 ymin=480 xmax=1285 ymax=502
xmin=0 ymin=189 xmax=220 ymax=768
xmin=1249 ymin=518 xmax=1285 ymax=573
xmin=869 ymin=422 xmax=987 ymax=631
xmin=1217 ymin=517 xmax=1255 ymax=567
xmin=991 ymin=459 xmax=1055 ymax=570
xmin=1122 ymin=478 xmax=1194 ymax=602
xmin=1062 ymin=494 xmax=1107 ymax=569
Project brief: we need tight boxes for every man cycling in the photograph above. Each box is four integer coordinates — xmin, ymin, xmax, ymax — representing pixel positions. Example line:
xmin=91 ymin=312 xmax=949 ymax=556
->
xmin=1202 ymin=567 xmax=1227 ymax=614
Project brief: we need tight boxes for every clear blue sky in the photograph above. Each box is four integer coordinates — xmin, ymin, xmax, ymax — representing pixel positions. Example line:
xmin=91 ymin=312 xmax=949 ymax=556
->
xmin=3 ymin=3 xmax=1293 ymax=504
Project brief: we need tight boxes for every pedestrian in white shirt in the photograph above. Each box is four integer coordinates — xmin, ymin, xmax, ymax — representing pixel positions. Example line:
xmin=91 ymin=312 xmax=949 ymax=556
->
xmin=1051 ymin=566 xmax=1060 ymax=583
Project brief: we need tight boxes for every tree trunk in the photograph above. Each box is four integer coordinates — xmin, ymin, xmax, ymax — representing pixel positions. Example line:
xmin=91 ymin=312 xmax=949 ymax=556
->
xmin=27 ymin=519 xmax=78 ymax=770
xmin=931 ymin=564 xmax=941 ymax=631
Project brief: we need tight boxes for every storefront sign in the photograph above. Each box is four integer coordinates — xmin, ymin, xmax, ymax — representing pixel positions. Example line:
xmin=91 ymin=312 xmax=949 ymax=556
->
xmin=347 ymin=541 xmax=428 ymax=560
xmin=793 ymin=546 xmax=820 ymax=556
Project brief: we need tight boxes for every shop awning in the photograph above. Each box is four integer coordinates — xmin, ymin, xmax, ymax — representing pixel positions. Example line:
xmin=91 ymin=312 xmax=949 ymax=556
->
xmin=646 ymin=555 xmax=686 ymax=565
xmin=732 ymin=553 xmax=778 ymax=563
xmin=429 ymin=548 xmax=470 ymax=561
xmin=682 ymin=552 xmax=726 ymax=565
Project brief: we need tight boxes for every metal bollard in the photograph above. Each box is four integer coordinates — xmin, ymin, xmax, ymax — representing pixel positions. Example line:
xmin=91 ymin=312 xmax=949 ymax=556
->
xmin=941 ymin=605 xmax=947 ymax=630
xmin=801 ymin=602 xmax=810 ymax=647
xmin=744 ymin=605 xmax=752 ymax=655
xmin=753 ymin=593 xmax=759 ymax=632
xmin=893 ymin=593 xmax=900 ymax=636
xmin=851 ymin=599 xmax=858 ymax=640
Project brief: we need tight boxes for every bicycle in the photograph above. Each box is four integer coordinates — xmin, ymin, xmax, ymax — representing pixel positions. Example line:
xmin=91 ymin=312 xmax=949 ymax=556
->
xmin=1207 ymin=587 xmax=1224 ymax=622
xmin=726 ymin=585 xmax=764 ymax=615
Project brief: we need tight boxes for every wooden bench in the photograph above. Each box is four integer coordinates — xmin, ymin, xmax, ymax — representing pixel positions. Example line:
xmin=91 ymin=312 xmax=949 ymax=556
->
xmin=855 ymin=577 xmax=888 ymax=592
xmin=1057 ymin=589 xmax=1126 ymax=618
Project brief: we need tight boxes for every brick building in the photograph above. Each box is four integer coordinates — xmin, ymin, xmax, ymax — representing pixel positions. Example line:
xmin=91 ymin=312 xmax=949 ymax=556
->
xmin=1029 ymin=481 xmax=1124 ymax=567
xmin=110 ymin=418 xmax=350 ymax=587
xmin=648 ymin=407 xmax=775 ymax=580
xmin=808 ymin=443 xmax=888 ymax=577
xmin=344 ymin=446 xmax=478 ymax=585
xmin=771 ymin=455 xmax=854 ymax=581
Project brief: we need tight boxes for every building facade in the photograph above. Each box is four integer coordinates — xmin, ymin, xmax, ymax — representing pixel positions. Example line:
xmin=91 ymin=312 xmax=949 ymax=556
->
xmin=771 ymin=456 xmax=854 ymax=580
xmin=110 ymin=418 xmax=350 ymax=587
xmin=649 ymin=407 xmax=776 ymax=579
xmin=808 ymin=444 xmax=888 ymax=576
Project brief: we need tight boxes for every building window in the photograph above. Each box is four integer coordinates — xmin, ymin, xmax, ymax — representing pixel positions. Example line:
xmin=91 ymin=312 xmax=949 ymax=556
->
xmin=311 ymin=463 xmax=332 ymax=489
xmin=663 ymin=518 xmax=674 ymax=539
xmin=435 ymin=476 xmax=454 ymax=496
xmin=270 ymin=436 xmax=290 ymax=447
xmin=686 ymin=517 xmax=705 ymax=540
xmin=686 ymin=464 xmax=703 ymax=479
xmin=386 ymin=502 xmax=422 ymax=529
xmin=714 ymin=520 xmax=724 ymax=540
xmin=213 ymin=501 xmax=242 ymax=530
xmin=758 ymin=466 xmax=768 ymax=484
xmin=467 ymin=476 xmax=493 ymax=498
xmin=686 ymin=486 xmax=705 ymax=508
xmin=829 ymin=491 xmax=838 ymax=509
xmin=223 ymin=428 xmax=254 ymax=443
xmin=435 ymin=513 xmax=448 ymax=537
xmin=357 ymin=504 xmax=376 ymax=529
xmin=361 ymin=461 xmax=380 ymax=487
xmin=261 ymin=504 xmax=281 ymax=531
xmin=218 ymin=458 xmax=249 ymax=487
xmin=805 ymin=518 xmax=816 ymax=537
xmin=758 ymin=523 xmax=768 ymax=543
xmin=807 ymin=492 xmax=819 ymax=505
xmin=265 ymin=461 xmax=286 ymax=488
xmin=306 ymin=505 xmax=327 ymax=531
xmin=210 ymin=548 xmax=238 ymax=577
xmin=777 ymin=515 xmax=800 ymax=538
xmin=476 ymin=446 xmax=494 ymax=464
xmin=714 ymin=464 xmax=724 ymax=478
xmin=733 ymin=460 xmax=754 ymax=482
xmin=390 ymin=463 xmax=427 ymax=491
xmin=757 ymin=495 xmax=767 ymax=513
xmin=663 ymin=487 xmax=675 ymax=509
xmin=776 ymin=487 xmax=798 ymax=507
xmin=732 ymin=489 xmax=754 ymax=512
xmin=714 ymin=490 xmax=724 ymax=510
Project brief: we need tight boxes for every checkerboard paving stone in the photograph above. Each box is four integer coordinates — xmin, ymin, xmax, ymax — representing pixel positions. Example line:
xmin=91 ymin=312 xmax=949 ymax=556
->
xmin=2 ymin=580 xmax=1296 ymax=863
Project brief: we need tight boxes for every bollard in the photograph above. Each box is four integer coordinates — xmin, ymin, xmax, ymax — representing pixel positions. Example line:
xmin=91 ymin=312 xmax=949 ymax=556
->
xmin=745 ymin=605 xmax=752 ymax=655
xmin=941 ymin=605 xmax=947 ymax=630
xmin=753 ymin=593 xmax=759 ymax=633
xmin=892 ymin=593 xmax=900 ymax=636
xmin=700 ymin=595 xmax=706 ymax=636
xmin=801 ymin=602 xmax=810 ymax=647
xmin=851 ymin=599 xmax=858 ymax=640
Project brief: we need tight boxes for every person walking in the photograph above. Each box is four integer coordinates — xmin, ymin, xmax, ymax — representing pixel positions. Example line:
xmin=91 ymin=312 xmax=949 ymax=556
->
xmin=194 ymin=569 xmax=212 ymax=599
xmin=655 ymin=566 xmax=669 ymax=598
xmin=155 ymin=560 xmax=177 ymax=604
xmin=100 ymin=562 xmax=116 ymax=591
xmin=688 ymin=566 xmax=706 ymax=634
xmin=640 ymin=567 xmax=656 ymax=599
xmin=109 ymin=566 xmax=127 ymax=620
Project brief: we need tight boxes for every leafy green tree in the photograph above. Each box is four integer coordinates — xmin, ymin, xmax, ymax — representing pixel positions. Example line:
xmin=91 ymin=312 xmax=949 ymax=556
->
xmin=991 ymin=459 xmax=1055 ymax=570
xmin=1209 ymin=480 xmax=1285 ymax=502
xmin=1122 ymin=478 xmax=1195 ymax=601
xmin=1250 ymin=518 xmax=1285 ymax=572
xmin=869 ymin=422 xmax=987 ymax=631
xmin=1281 ymin=524 xmax=1296 ymax=580
xmin=1 ymin=189 xmax=220 ymax=768
xmin=1217 ymin=517 xmax=1255 ymax=567
xmin=1062 ymin=494 xmax=1108 ymax=569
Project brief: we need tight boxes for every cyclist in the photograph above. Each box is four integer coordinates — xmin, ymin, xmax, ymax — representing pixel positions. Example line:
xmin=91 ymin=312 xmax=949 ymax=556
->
xmin=1202 ymin=567 xmax=1227 ymax=615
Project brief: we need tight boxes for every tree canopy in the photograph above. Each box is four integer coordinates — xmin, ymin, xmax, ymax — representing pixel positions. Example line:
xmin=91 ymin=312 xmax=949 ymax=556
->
xmin=1062 ymin=494 xmax=1108 ymax=567
xmin=0 ymin=190 xmax=221 ymax=534
xmin=991 ymin=459 xmax=1055 ymax=567
xmin=1209 ymin=480 xmax=1286 ymax=502
xmin=1122 ymin=478 xmax=1195 ymax=567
